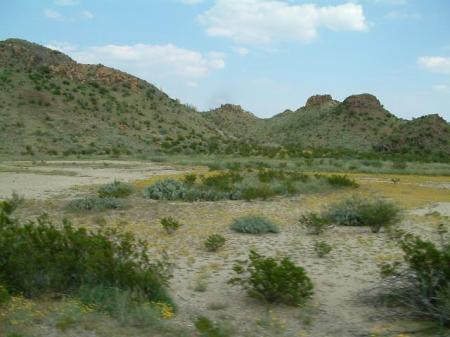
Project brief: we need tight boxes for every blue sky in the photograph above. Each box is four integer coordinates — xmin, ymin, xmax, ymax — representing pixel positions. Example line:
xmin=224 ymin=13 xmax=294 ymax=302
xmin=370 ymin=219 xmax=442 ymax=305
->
xmin=1 ymin=0 xmax=449 ymax=120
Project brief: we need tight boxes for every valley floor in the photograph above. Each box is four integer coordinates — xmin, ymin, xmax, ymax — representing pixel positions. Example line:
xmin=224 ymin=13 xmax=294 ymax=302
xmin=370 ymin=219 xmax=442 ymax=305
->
xmin=1 ymin=160 xmax=450 ymax=337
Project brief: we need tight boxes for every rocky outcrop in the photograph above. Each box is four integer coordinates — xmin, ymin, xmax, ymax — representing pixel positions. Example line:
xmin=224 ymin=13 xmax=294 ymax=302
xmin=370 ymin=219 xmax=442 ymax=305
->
xmin=305 ymin=95 xmax=334 ymax=109
xmin=343 ymin=94 xmax=382 ymax=110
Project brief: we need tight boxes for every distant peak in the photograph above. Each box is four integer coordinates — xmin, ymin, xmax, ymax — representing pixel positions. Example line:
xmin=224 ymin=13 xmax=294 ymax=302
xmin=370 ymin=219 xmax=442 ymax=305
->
xmin=343 ymin=94 xmax=382 ymax=109
xmin=305 ymin=95 xmax=334 ymax=109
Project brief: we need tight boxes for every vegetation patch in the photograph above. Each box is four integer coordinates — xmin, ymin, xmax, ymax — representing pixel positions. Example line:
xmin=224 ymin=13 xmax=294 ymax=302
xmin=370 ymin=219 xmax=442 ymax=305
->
xmin=98 ymin=180 xmax=133 ymax=198
xmin=204 ymin=234 xmax=226 ymax=252
xmin=66 ymin=196 xmax=125 ymax=212
xmin=230 ymin=250 xmax=313 ymax=305
xmin=230 ymin=216 xmax=279 ymax=234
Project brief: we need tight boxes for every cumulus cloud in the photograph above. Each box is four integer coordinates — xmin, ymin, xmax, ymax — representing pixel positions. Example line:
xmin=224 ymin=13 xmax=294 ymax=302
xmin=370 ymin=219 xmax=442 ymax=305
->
xmin=418 ymin=56 xmax=450 ymax=74
xmin=198 ymin=0 xmax=368 ymax=45
xmin=44 ymin=8 xmax=63 ymax=20
xmin=47 ymin=42 xmax=225 ymax=86
xmin=80 ymin=10 xmax=94 ymax=20
xmin=433 ymin=84 xmax=450 ymax=93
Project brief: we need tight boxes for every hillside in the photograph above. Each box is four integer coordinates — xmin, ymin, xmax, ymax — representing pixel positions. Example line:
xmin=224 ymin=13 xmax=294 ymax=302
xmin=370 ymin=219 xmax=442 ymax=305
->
xmin=203 ymin=104 xmax=260 ymax=139
xmin=0 ymin=38 xmax=449 ymax=160
xmin=0 ymin=39 xmax=228 ymax=157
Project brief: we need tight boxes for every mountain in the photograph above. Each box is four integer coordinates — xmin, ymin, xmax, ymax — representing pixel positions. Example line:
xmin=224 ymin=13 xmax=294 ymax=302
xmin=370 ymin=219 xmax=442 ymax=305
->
xmin=0 ymin=38 xmax=448 ymax=159
xmin=203 ymin=104 xmax=260 ymax=139
xmin=0 ymin=38 xmax=227 ymax=157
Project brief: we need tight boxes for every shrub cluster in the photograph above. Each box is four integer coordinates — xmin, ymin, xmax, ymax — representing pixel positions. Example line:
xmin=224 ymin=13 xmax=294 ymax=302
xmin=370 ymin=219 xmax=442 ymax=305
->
xmin=230 ymin=216 xmax=279 ymax=234
xmin=325 ymin=196 xmax=401 ymax=232
xmin=299 ymin=212 xmax=330 ymax=235
xmin=160 ymin=217 xmax=182 ymax=234
xmin=381 ymin=232 xmax=450 ymax=327
xmin=314 ymin=241 xmax=333 ymax=258
xmin=204 ymin=234 xmax=226 ymax=252
xmin=0 ymin=202 xmax=172 ymax=305
xmin=98 ymin=180 xmax=133 ymax=198
xmin=325 ymin=175 xmax=359 ymax=188
xmin=66 ymin=196 xmax=124 ymax=212
xmin=230 ymin=250 xmax=313 ymax=305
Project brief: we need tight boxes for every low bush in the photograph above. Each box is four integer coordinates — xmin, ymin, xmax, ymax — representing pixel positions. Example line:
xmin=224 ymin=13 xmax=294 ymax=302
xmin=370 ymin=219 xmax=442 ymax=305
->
xmin=183 ymin=173 xmax=197 ymax=187
xmin=314 ymin=241 xmax=332 ymax=258
xmin=143 ymin=179 xmax=188 ymax=200
xmin=0 ymin=284 xmax=9 ymax=306
xmin=98 ymin=180 xmax=133 ymax=198
xmin=325 ymin=175 xmax=359 ymax=188
xmin=299 ymin=213 xmax=330 ymax=235
xmin=230 ymin=250 xmax=313 ymax=305
xmin=194 ymin=316 xmax=231 ymax=337
xmin=241 ymin=185 xmax=276 ymax=201
xmin=160 ymin=217 xmax=182 ymax=234
xmin=230 ymin=216 xmax=279 ymax=234
xmin=204 ymin=234 xmax=226 ymax=252
xmin=380 ymin=233 xmax=450 ymax=327
xmin=66 ymin=196 xmax=124 ymax=212
xmin=0 ymin=202 xmax=172 ymax=305
xmin=325 ymin=196 xmax=401 ymax=232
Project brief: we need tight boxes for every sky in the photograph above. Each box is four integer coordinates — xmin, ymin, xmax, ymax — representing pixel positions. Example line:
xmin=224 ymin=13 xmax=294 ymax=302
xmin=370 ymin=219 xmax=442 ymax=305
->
xmin=1 ymin=0 xmax=449 ymax=120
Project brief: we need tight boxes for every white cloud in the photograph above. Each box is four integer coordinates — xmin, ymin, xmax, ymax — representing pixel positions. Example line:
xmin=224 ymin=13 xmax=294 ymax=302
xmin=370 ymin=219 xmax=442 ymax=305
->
xmin=418 ymin=56 xmax=450 ymax=74
xmin=54 ymin=0 xmax=80 ymax=6
xmin=45 ymin=41 xmax=78 ymax=53
xmin=47 ymin=43 xmax=225 ymax=86
xmin=198 ymin=0 xmax=368 ymax=45
xmin=370 ymin=0 xmax=409 ymax=5
xmin=80 ymin=10 xmax=94 ymax=20
xmin=433 ymin=84 xmax=450 ymax=93
xmin=44 ymin=8 xmax=63 ymax=20
xmin=233 ymin=47 xmax=249 ymax=56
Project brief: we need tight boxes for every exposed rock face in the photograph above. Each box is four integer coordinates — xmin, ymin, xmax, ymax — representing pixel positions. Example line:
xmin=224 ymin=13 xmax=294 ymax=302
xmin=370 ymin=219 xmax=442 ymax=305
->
xmin=305 ymin=95 xmax=333 ymax=108
xmin=343 ymin=94 xmax=382 ymax=110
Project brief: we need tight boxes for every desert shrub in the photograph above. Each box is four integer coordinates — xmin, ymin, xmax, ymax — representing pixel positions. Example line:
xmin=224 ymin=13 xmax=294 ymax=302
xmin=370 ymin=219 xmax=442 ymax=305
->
xmin=194 ymin=316 xmax=231 ymax=337
xmin=325 ymin=175 xmax=359 ymax=188
xmin=77 ymin=285 xmax=173 ymax=326
xmin=0 ymin=284 xmax=9 ymax=306
xmin=66 ymin=197 xmax=124 ymax=212
xmin=204 ymin=234 xmax=226 ymax=252
xmin=183 ymin=173 xmax=197 ymax=186
xmin=299 ymin=213 xmax=331 ymax=235
xmin=314 ymin=241 xmax=332 ymax=258
xmin=241 ymin=185 xmax=276 ymax=201
xmin=230 ymin=216 xmax=279 ymax=234
xmin=392 ymin=160 xmax=407 ymax=170
xmin=98 ymin=180 xmax=133 ymax=198
xmin=230 ymin=250 xmax=313 ymax=305
xmin=201 ymin=172 xmax=243 ymax=192
xmin=0 ymin=203 xmax=172 ymax=304
xmin=143 ymin=179 xmax=188 ymax=200
xmin=325 ymin=196 xmax=401 ymax=232
xmin=160 ymin=217 xmax=182 ymax=234
xmin=380 ymin=233 xmax=450 ymax=326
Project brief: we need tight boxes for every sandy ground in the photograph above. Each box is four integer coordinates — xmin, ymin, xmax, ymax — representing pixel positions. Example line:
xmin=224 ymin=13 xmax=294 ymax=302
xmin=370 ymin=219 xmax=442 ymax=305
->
xmin=0 ymin=160 xmax=191 ymax=199
xmin=2 ymin=161 xmax=450 ymax=337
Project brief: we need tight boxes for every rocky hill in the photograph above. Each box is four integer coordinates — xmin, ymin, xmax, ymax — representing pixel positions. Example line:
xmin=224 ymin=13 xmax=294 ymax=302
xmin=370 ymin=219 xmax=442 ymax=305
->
xmin=1 ymin=38 xmax=448 ymax=159
xmin=0 ymin=39 xmax=227 ymax=157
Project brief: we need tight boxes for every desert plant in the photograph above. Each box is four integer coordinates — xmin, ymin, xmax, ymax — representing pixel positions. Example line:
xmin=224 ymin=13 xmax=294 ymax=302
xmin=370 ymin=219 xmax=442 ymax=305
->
xmin=230 ymin=250 xmax=313 ymax=305
xmin=241 ymin=185 xmax=276 ymax=201
xmin=66 ymin=197 xmax=124 ymax=212
xmin=325 ymin=196 xmax=401 ymax=232
xmin=183 ymin=173 xmax=197 ymax=186
xmin=143 ymin=179 xmax=188 ymax=200
xmin=380 ymin=233 xmax=450 ymax=327
xmin=0 ymin=284 xmax=9 ymax=306
xmin=299 ymin=213 xmax=331 ymax=235
xmin=98 ymin=180 xmax=133 ymax=198
xmin=0 ymin=203 xmax=172 ymax=305
xmin=230 ymin=216 xmax=279 ymax=234
xmin=325 ymin=175 xmax=359 ymax=188
xmin=313 ymin=241 xmax=332 ymax=258
xmin=204 ymin=234 xmax=226 ymax=252
xmin=194 ymin=316 xmax=231 ymax=337
xmin=160 ymin=217 xmax=182 ymax=234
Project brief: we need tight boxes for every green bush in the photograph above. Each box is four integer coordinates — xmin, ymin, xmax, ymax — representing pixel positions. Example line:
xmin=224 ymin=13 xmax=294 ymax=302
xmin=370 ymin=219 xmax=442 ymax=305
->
xmin=183 ymin=173 xmax=197 ymax=186
xmin=314 ymin=241 xmax=332 ymax=258
xmin=0 ymin=284 xmax=10 ymax=306
xmin=194 ymin=316 xmax=231 ymax=337
xmin=143 ymin=179 xmax=188 ymax=200
xmin=381 ymin=234 xmax=450 ymax=326
xmin=230 ymin=250 xmax=313 ymax=305
xmin=0 ymin=203 xmax=172 ymax=304
xmin=230 ymin=216 xmax=279 ymax=234
xmin=325 ymin=196 xmax=401 ymax=232
xmin=204 ymin=234 xmax=226 ymax=252
xmin=241 ymin=185 xmax=276 ymax=201
xmin=98 ymin=180 xmax=133 ymax=198
xmin=299 ymin=213 xmax=330 ymax=235
xmin=325 ymin=175 xmax=359 ymax=188
xmin=66 ymin=197 xmax=124 ymax=212
xmin=160 ymin=217 xmax=182 ymax=234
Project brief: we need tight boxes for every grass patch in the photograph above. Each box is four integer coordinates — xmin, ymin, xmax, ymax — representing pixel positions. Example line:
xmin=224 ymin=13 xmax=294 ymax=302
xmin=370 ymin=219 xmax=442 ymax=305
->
xmin=230 ymin=216 xmax=279 ymax=234
xmin=98 ymin=180 xmax=133 ymax=198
